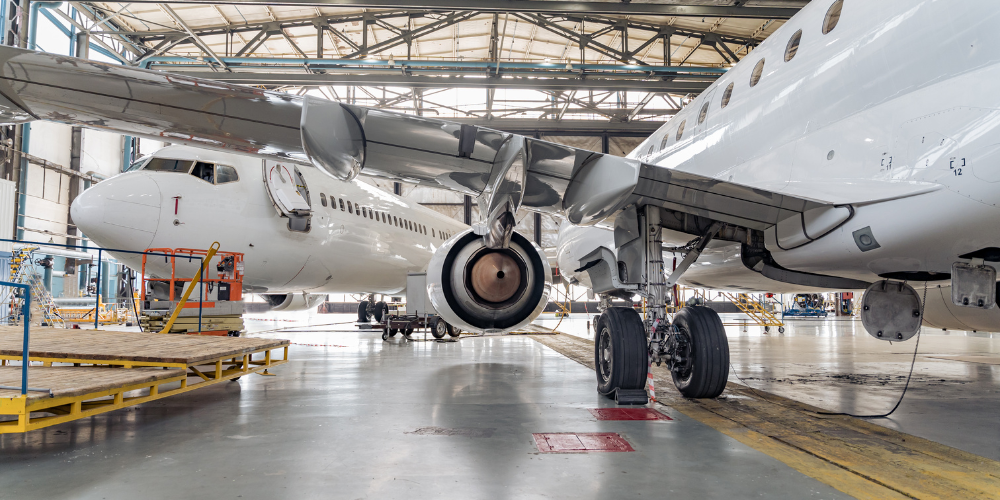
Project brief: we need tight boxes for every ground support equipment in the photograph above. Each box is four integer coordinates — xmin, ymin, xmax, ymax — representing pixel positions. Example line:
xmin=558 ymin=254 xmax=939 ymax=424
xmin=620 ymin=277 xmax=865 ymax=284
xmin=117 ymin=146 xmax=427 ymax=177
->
xmin=0 ymin=327 xmax=288 ymax=433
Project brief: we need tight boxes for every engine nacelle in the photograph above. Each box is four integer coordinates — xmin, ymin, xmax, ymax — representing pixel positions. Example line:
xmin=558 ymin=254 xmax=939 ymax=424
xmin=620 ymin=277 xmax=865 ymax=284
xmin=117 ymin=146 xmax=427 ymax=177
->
xmin=260 ymin=292 xmax=326 ymax=312
xmin=427 ymin=229 xmax=551 ymax=333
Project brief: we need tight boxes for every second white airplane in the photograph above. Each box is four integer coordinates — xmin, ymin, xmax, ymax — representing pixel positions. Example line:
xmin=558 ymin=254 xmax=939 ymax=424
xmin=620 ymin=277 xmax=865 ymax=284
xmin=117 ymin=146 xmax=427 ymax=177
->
xmin=71 ymin=144 xmax=468 ymax=319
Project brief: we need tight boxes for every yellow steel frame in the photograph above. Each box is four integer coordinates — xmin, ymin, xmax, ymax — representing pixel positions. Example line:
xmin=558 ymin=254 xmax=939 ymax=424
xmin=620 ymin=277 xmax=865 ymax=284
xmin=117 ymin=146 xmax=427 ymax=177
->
xmin=720 ymin=292 xmax=784 ymax=328
xmin=0 ymin=345 xmax=289 ymax=434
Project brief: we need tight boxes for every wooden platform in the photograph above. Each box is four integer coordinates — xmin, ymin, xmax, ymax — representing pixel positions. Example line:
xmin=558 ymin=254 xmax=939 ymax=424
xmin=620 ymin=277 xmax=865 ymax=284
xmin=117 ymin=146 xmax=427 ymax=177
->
xmin=0 ymin=327 xmax=290 ymax=433
xmin=0 ymin=326 xmax=289 ymax=367
xmin=0 ymin=366 xmax=185 ymax=402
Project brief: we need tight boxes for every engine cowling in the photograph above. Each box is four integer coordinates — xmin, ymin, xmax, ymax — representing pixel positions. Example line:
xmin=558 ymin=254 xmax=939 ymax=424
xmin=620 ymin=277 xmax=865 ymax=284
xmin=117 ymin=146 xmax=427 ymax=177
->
xmin=427 ymin=229 xmax=551 ymax=333
xmin=260 ymin=292 xmax=327 ymax=312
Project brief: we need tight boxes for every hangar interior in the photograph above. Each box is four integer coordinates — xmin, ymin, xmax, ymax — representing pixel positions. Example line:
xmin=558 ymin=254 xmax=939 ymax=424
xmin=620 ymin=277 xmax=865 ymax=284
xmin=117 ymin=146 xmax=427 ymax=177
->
xmin=1 ymin=1 xmax=999 ymax=499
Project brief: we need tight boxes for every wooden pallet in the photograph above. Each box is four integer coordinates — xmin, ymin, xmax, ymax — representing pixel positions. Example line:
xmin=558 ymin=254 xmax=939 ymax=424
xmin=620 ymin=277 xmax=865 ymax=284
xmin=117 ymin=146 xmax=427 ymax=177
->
xmin=0 ymin=327 xmax=291 ymax=434
xmin=0 ymin=326 xmax=288 ymax=367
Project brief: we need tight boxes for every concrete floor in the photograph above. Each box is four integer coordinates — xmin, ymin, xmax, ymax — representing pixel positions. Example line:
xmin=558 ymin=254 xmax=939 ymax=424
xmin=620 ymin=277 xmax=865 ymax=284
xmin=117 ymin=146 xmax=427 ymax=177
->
xmin=0 ymin=313 xmax=848 ymax=499
xmin=537 ymin=313 xmax=1000 ymax=462
xmin=0 ymin=311 xmax=996 ymax=498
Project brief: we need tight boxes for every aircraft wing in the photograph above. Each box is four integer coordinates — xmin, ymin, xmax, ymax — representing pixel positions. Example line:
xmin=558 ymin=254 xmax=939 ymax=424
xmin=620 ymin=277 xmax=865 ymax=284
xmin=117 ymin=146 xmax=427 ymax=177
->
xmin=0 ymin=45 xmax=828 ymax=232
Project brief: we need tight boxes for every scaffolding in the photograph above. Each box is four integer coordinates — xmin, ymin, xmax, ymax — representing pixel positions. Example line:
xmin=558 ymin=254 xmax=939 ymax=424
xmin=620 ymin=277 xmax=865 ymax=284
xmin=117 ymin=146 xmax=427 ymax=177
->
xmin=3 ymin=247 xmax=64 ymax=328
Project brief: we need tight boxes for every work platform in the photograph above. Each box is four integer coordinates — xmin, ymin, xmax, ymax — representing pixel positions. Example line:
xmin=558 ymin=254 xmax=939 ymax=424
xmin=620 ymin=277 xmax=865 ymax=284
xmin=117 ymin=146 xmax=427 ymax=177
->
xmin=0 ymin=327 xmax=289 ymax=433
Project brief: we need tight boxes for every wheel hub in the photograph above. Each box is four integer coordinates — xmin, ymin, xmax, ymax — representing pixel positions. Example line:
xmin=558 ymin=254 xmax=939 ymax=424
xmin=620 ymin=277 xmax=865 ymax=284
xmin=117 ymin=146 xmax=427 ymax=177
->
xmin=598 ymin=328 xmax=613 ymax=383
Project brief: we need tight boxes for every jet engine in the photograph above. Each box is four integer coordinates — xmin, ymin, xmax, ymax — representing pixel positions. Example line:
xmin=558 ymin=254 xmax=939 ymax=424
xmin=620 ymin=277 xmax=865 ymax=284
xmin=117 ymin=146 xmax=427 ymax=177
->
xmin=427 ymin=229 xmax=551 ymax=332
xmin=260 ymin=292 xmax=326 ymax=312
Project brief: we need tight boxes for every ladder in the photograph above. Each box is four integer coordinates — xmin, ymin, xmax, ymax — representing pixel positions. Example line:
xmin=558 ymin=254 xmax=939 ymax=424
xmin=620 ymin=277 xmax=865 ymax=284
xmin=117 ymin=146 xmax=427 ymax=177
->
xmin=720 ymin=292 xmax=784 ymax=331
xmin=5 ymin=247 xmax=65 ymax=328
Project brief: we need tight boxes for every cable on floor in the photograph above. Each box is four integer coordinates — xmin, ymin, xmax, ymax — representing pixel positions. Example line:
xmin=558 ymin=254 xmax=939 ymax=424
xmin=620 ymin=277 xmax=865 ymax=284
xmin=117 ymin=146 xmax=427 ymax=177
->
xmin=729 ymin=282 xmax=927 ymax=419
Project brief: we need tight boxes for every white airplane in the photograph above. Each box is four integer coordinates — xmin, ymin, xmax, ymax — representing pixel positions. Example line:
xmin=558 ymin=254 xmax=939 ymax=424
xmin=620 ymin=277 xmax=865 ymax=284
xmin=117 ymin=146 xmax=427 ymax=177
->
xmin=71 ymin=145 xmax=468 ymax=321
xmin=2 ymin=0 xmax=998 ymax=402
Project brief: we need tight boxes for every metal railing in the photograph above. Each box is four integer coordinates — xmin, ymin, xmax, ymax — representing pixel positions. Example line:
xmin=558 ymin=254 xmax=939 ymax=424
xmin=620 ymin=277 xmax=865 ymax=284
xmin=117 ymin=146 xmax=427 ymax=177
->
xmin=0 ymin=280 xmax=30 ymax=395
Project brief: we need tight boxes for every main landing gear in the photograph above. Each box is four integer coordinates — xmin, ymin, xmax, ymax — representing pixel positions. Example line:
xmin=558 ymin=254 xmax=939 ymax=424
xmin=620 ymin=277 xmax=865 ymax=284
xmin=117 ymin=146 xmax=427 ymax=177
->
xmin=585 ymin=205 xmax=731 ymax=402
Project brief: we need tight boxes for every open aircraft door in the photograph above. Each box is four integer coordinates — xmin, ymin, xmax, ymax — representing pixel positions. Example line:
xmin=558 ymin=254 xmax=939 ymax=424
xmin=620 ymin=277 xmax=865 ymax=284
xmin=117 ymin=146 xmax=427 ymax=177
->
xmin=263 ymin=160 xmax=312 ymax=232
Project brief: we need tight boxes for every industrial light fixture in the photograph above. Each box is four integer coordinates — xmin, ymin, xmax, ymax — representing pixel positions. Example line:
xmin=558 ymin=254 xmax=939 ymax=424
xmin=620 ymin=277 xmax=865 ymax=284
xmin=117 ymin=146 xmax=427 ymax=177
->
xmin=565 ymin=61 xmax=573 ymax=70
xmin=388 ymin=54 xmax=395 ymax=67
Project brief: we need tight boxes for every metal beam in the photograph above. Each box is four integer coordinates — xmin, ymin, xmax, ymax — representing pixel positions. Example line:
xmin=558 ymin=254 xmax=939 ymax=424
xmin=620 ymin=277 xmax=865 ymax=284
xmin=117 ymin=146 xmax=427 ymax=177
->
xmin=161 ymin=5 xmax=229 ymax=70
xmin=168 ymin=71 xmax=714 ymax=92
xmin=447 ymin=117 xmax=661 ymax=136
xmin=110 ymin=1 xmax=804 ymax=18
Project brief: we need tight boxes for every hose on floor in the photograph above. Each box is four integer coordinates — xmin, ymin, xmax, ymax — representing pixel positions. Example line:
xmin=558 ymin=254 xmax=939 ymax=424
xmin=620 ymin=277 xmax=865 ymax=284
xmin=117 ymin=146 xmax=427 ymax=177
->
xmin=730 ymin=282 xmax=927 ymax=419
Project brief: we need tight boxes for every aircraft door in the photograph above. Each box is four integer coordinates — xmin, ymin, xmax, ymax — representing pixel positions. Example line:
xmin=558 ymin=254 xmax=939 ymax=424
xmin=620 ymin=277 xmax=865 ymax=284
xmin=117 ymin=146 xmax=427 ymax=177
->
xmin=263 ymin=160 xmax=312 ymax=232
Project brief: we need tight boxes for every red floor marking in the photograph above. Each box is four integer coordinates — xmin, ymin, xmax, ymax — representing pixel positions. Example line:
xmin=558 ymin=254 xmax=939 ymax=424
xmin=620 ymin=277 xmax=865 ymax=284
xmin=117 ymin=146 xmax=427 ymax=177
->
xmin=589 ymin=408 xmax=672 ymax=421
xmin=532 ymin=432 xmax=635 ymax=453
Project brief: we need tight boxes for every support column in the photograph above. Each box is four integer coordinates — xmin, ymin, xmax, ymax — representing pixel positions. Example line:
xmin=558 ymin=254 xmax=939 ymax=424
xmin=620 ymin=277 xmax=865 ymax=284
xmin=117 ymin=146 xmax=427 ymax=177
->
xmin=534 ymin=212 xmax=541 ymax=246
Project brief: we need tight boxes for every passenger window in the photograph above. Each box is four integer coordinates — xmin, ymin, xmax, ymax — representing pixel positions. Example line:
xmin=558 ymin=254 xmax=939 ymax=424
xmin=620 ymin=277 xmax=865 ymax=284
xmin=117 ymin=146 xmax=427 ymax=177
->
xmin=145 ymin=158 xmax=194 ymax=173
xmin=339 ymin=198 xmax=345 ymax=211
xmin=675 ymin=120 xmax=686 ymax=141
xmin=750 ymin=58 xmax=765 ymax=87
xmin=822 ymin=0 xmax=843 ymax=35
xmin=191 ymin=162 xmax=215 ymax=183
xmin=721 ymin=82 xmax=734 ymax=108
xmin=347 ymin=201 xmax=353 ymax=214
xmin=698 ymin=101 xmax=709 ymax=124
xmin=393 ymin=215 xmax=397 ymax=226
xmin=215 ymin=165 xmax=239 ymax=184
xmin=320 ymin=193 xmax=328 ymax=207
xmin=432 ymin=228 xmax=435 ymax=237
xmin=784 ymin=29 xmax=802 ymax=62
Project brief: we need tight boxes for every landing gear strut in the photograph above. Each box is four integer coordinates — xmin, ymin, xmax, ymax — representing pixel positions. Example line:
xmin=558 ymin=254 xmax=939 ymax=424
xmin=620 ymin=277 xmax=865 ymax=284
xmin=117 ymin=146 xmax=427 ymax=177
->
xmin=589 ymin=205 xmax=731 ymax=401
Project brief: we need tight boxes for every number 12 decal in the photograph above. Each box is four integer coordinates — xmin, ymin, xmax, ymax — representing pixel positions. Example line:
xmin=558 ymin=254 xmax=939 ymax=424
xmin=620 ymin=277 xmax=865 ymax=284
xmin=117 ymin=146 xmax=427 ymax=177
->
xmin=950 ymin=157 xmax=965 ymax=176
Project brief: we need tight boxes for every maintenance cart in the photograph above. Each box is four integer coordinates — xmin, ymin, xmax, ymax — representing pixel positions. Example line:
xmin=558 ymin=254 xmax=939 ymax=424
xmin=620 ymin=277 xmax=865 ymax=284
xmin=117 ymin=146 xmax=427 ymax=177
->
xmin=380 ymin=273 xmax=461 ymax=341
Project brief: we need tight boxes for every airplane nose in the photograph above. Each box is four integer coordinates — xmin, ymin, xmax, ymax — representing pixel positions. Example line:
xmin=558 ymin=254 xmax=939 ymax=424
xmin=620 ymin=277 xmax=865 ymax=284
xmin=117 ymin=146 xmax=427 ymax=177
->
xmin=71 ymin=173 xmax=161 ymax=251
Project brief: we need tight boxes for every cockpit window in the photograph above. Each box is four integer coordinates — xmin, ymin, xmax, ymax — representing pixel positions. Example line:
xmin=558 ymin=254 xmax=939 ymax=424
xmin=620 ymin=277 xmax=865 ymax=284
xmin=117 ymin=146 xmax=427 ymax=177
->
xmin=192 ymin=162 xmax=215 ymax=183
xmin=125 ymin=157 xmax=150 ymax=172
xmin=215 ymin=165 xmax=239 ymax=184
xmin=144 ymin=158 xmax=194 ymax=173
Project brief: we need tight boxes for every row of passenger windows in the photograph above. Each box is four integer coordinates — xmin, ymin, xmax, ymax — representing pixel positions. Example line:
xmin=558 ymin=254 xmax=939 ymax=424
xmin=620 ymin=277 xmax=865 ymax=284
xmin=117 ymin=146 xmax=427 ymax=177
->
xmin=127 ymin=157 xmax=240 ymax=185
xmin=318 ymin=192 xmax=454 ymax=240
xmin=650 ymin=0 xmax=844 ymax=154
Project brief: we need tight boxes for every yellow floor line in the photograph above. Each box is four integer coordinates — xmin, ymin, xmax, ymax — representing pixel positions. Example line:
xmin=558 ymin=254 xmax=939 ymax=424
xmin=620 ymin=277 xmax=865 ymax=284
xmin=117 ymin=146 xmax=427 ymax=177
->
xmin=528 ymin=333 xmax=1000 ymax=500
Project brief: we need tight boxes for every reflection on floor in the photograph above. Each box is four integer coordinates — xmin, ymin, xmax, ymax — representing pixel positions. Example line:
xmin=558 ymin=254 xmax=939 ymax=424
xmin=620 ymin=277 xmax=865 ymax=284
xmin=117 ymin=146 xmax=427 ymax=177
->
xmin=0 ymin=310 xmax=995 ymax=499
xmin=0 ymin=312 xmax=847 ymax=499
xmin=535 ymin=312 xmax=1000 ymax=462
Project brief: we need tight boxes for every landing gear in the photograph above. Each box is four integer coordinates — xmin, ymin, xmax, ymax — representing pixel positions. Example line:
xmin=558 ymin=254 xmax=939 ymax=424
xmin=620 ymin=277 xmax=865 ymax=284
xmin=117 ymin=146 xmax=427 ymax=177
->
xmin=594 ymin=308 xmax=648 ymax=397
xmin=373 ymin=301 xmax=388 ymax=323
xmin=667 ymin=306 xmax=730 ymax=399
xmin=448 ymin=326 xmax=461 ymax=338
xmin=358 ymin=301 xmax=371 ymax=323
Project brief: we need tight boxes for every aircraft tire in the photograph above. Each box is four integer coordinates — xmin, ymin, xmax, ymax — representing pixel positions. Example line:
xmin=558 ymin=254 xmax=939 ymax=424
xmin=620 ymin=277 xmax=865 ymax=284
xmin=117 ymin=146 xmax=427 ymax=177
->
xmin=358 ymin=302 xmax=371 ymax=323
xmin=388 ymin=327 xmax=398 ymax=337
xmin=594 ymin=307 xmax=647 ymax=396
xmin=670 ymin=306 xmax=729 ymax=399
xmin=447 ymin=325 xmax=461 ymax=337
xmin=431 ymin=318 xmax=450 ymax=339
xmin=374 ymin=301 xmax=388 ymax=322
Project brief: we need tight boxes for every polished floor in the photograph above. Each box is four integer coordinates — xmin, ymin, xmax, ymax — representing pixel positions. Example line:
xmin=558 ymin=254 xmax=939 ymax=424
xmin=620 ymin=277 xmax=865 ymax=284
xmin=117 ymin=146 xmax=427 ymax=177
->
xmin=1 ymin=313 xmax=848 ymax=499
xmin=537 ymin=313 xmax=1000 ymax=462
xmin=0 ymin=311 xmax=996 ymax=498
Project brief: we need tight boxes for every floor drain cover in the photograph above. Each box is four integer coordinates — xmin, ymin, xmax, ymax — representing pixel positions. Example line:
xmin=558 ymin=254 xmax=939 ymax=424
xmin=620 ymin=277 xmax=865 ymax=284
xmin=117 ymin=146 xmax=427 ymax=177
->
xmin=589 ymin=408 xmax=672 ymax=421
xmin=532 ymin=432 xmax=635 ymax=453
